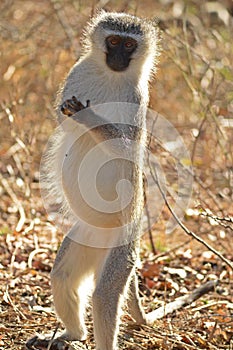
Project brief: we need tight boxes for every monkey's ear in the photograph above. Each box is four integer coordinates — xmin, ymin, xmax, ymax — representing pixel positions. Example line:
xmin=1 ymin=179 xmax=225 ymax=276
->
xmin=93 ymin=8 xmax=107 ymax=17
xmin=99 ymin=8 xmax=107 ymax=13
xmin=150 ymin=17 xmax=160 ymax=27
xmin=151 ymin=17 xmax=167 ymax=31
xmin=84 ymin=8 xmax=107 ymax=38
xmin=89 ymin=7 xmax=107 ymax=24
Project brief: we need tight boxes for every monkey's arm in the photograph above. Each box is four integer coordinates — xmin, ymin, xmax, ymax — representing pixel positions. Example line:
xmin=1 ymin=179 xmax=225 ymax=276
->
xmin=61 ymin=96 xmax=138 ymax=144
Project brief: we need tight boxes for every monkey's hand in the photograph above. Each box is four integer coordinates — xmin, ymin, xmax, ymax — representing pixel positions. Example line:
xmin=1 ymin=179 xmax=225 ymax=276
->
xmin=60 ymin=96 xmax=139 ymax=152
xmin=61 ymin=96 xmax=90 ymax=116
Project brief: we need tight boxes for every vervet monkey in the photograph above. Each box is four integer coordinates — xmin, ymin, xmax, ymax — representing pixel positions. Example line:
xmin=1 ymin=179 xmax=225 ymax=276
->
xmin=27 ymin=10 xmax=160 ymax=350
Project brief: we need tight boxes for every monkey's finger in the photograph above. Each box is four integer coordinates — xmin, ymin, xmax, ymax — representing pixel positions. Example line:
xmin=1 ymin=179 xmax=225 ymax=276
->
xmin=26 ymin=335 xmax=49 ymax=349
xmin=60 ymin=104 xmax=74 ymax=116
xmin=61 ymin=99 xmax=82 ymax=115
xmin=71 ymin=96 xmax=86 ymax=109
xmin=71 ymin=95 xmax=80 ymax=104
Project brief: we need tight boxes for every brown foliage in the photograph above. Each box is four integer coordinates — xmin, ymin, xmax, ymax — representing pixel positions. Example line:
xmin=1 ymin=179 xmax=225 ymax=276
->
xmin=0 ymin=1 xmax=232 ymax=349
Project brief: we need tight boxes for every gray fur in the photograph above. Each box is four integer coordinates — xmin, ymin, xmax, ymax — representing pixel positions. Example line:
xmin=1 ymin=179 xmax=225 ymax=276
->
xmin=44 ymin=11 xmax=160 ymax=350
xmin=100 ymin=15 xmax=144 ymax=35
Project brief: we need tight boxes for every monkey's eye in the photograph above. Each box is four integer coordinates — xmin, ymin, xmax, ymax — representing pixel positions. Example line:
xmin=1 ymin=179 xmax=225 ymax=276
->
xmin=125 ymin=41 xmax=133 ymax=48
xmin=124 ymin=39 xmax=137 ymax=51
xmin=107 ymin=36 xmax=121 ymax=47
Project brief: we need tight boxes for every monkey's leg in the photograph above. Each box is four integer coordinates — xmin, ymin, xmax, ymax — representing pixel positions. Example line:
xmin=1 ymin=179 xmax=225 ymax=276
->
xmin=127 ymin=273 xmax=147 ymax=324
xmin=92 ymin=244 xmax=134 ymax=350
xmin=26 ymin=238 xmax=89 ymax=350
xmin=50 ymin=237 xmax=89 ymax=341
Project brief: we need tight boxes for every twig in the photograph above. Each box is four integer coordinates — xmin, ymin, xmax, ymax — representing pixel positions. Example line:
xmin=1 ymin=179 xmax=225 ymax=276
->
xmin=144 ymin=190 xmax=156 ymax=254
xmin=145 ymin=112 xmax=159 ymax=255
xmin=47 ymin=325 xmax=59 ymax=350
xmin=153 ymin=238 xmax=192 ymax=261
xmin=149 ymin=163 xmax=233 ymax=270
xmin=28 ymin=248 xmax=48 ymax=268
xmin=182 ymin=8 xmax=193 ymax=76
xmin=164 ymin=29 xmax=210 ymax=66
xmin=147 ymin=280 xmax=218 ymax=321
xmin=148 ymin=123 xmax=223 ymax=212
xmin=200 ymin=211 xmax=233 ymax=231
xmin=191 ymin=300 xmax=233 ymax=313
xmin=191 ymin=110 xmax=208 ymax=164
xmin=4 ymin=285 xmax=27 ymax=320
xmin=50 ymin=0 xmax=75 ymax=43
xmin=0 ymin=173 xmax=26 ymax=232
xmin=10 ymin=241 xmax=21 ymax=274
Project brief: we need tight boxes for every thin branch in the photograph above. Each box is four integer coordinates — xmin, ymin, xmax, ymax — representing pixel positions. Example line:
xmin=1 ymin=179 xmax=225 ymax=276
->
xmin=153 ymin=238 xmax=192 ymax=261
xmin=191 ymin=110 xmax=208 ymax=164
xmin=202 ymin=212 xmax=233 ymax=224
xmin=4 ymin=285 xmax=27 ymax=320
xmin=144 ymin=113 xmax=159 ymax=255
xmin=148 ymin=122 xmax=223 ymax=212
xmin=0 ymin=173 xmax=26 ymax=232
xmin=149 ymin=163 xmax=233 ymax=270
xmin=28 ymin=248 xmax=48 ymax=269
xmin=50 ymin=0 xmax=75 ymax=43
xmin=47 ymin=325 xmax=59 ymax=350
xmin=200 ymin=210 xmax=233 ymax=231
xmin=144 ymin=189 xmax=156 ymax=255
xmin=164 ymin=29 xmax=210 ymax=66
xmin=147 ymin=280 xmax=218 ymax=321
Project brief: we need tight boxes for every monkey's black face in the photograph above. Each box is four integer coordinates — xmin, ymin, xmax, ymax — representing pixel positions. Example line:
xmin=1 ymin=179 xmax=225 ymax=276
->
xmin=105 ymin=35 xmax=137 ymax=72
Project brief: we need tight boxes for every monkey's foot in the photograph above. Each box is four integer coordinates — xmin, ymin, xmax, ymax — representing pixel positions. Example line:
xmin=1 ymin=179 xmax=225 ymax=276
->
xmin=26 ymin=335 xmax=87 ymax=350
xmin=26 ymin=335 xmax=69 ymax=350
xmin=60 ymin=96 xmax=90 ymax=116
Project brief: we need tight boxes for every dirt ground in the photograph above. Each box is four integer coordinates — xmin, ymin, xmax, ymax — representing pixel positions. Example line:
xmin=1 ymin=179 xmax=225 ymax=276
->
xmin=0 ymin=1 xmax=233 ymax=349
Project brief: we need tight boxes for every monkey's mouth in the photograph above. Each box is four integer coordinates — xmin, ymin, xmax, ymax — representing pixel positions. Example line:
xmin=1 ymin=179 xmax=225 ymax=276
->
xmin=108 ymin=65 xmax=129 ymax=72
xmin=106 ymin=56 xmax=131 ymax=72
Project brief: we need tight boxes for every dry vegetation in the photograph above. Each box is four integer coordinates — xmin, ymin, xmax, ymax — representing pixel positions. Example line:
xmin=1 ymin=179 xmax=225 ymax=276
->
xmin=0 ymin=0 xmax=233 ymax=349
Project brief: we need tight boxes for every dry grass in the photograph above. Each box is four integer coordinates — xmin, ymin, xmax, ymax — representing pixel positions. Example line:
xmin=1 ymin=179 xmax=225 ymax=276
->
xmin=0 ymin=1 xmax=233 ymax=349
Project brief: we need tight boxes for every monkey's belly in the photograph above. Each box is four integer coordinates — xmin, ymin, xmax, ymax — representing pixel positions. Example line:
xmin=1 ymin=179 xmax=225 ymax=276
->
xmin=61 ymin=139 xmax=137 ymax=229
